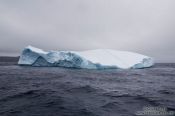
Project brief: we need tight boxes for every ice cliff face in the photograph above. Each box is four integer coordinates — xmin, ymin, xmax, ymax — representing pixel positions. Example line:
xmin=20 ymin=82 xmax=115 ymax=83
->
xmin=18 ymin=46 xmax=154 ymax=69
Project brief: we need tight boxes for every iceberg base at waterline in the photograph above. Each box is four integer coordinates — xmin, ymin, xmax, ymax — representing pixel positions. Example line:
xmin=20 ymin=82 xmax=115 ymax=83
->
xmin=18 ymin=46 xmax=154 ymax=69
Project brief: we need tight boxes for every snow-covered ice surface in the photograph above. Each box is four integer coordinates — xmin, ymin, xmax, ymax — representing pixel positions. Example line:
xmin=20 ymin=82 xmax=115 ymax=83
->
xmin=18 ymin=46 xmax=154 ymax=69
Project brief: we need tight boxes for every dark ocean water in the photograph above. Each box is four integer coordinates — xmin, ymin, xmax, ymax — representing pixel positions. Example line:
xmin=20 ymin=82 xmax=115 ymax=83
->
xmin=0 ymin=58 xmax=175 ymax=116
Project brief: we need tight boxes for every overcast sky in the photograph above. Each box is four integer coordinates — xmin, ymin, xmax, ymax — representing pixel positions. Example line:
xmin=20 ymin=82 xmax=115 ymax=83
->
xmin=0 ymin=0 xmax=175 ymax=62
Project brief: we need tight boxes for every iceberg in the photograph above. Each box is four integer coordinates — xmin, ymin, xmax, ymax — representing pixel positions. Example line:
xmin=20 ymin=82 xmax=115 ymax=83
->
xmin=18 ymin=46 xmax=154 ymax=69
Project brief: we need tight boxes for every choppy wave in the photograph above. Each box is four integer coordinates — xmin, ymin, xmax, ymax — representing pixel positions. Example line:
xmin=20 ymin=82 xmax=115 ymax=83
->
xmin=0 ymin=63 xmax=175 ymax=116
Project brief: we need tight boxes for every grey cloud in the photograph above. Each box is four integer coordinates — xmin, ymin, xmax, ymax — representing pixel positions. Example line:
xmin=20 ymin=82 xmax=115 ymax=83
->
xmin=0 ymin=0 xmax=175 ymax=62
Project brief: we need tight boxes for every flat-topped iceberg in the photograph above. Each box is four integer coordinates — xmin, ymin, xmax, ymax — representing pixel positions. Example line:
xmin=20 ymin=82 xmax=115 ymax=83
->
xmin=18 ymin=46 xmax=154 ymax=69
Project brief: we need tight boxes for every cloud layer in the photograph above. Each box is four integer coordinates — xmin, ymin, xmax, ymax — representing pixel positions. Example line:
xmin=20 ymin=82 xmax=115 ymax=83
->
xmin=0 ymin=0 xmax=175 ymax=62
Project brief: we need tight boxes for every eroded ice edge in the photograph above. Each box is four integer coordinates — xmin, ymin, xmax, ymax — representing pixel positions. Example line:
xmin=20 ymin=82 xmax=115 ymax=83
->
xmin=18 ymin=46 xmax=154 ymax=69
